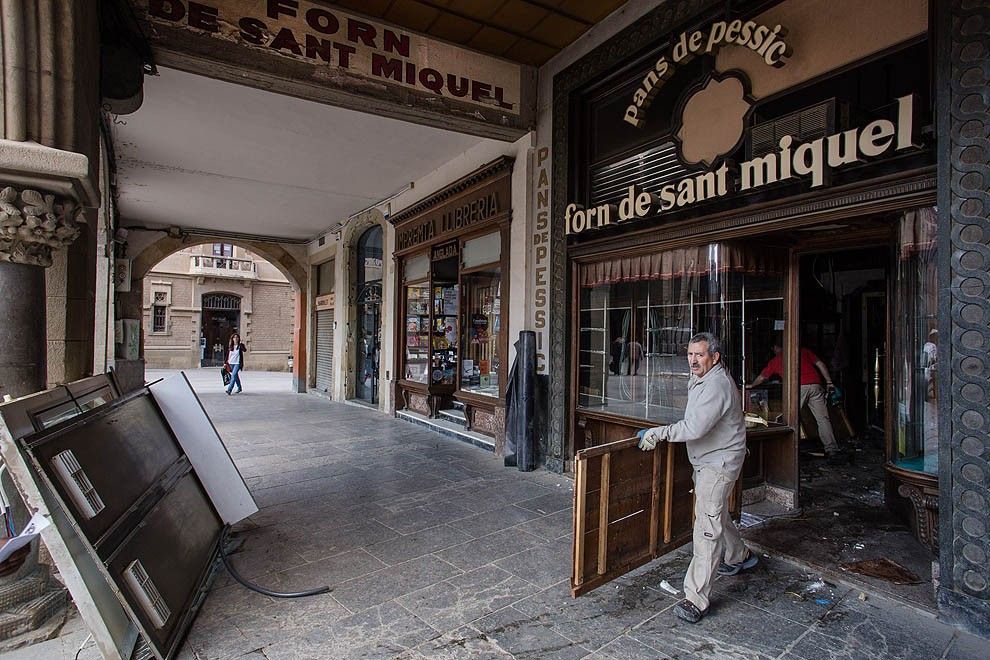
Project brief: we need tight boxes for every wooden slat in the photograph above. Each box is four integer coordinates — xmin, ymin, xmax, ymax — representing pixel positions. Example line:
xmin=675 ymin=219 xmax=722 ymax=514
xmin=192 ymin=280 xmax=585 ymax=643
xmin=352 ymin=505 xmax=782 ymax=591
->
xmin=572 ymin=453 xmax=588 ymax=588
xmin=606 ymin=508 xmax=652 ymax=567
xmin=597 ymin=453 xmax=610 ymax=575
xmin=576 ymin=436 xmax=639 ymax=459
xmin=649 ymin=445 xmax=662 ymax=555
xmin=663 ymin=442 xmax=675 ymax=544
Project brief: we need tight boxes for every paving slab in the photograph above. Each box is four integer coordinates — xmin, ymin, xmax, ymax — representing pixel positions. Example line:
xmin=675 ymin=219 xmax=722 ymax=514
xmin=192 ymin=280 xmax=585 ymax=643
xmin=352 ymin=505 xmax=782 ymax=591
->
xmin=14 ymin=369 xmax=986 ymax=660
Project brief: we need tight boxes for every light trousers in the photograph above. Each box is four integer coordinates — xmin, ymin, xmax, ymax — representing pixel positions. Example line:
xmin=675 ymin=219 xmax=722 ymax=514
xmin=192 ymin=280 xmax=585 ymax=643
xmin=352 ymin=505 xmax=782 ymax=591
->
xmin=800 ymin=384 xmax=838 ymax=453
xmin=683 ymin=467 xmax=748 ymax=611
xmin=226 ymin=363 xmax=242 ymax=393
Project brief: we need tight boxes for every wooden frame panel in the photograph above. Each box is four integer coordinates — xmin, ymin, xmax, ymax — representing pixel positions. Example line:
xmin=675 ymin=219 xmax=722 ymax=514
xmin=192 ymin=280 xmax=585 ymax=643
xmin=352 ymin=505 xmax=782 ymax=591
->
xmin=571 ymin=434 xmax=744 ymax=597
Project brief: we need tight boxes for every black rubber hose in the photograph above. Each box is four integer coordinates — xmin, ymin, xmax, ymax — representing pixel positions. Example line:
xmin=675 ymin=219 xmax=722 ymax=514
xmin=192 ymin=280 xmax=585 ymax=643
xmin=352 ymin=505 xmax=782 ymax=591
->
xmin=220 ymin=530 xmax=330 ymax=598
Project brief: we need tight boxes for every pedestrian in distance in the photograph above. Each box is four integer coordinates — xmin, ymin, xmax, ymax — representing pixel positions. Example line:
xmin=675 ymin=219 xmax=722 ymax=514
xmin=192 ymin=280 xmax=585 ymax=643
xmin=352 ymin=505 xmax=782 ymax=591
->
xmin=638 ymin=332 xmax=757 ymax=623
xmin=225 ymin=333 xmax=247 ymax=395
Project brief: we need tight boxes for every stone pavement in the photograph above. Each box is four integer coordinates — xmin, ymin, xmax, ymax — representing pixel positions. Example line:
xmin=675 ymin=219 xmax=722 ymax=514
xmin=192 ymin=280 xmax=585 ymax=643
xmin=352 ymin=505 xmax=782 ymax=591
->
xmin=7 ymin=369 xmax=985 ymax=659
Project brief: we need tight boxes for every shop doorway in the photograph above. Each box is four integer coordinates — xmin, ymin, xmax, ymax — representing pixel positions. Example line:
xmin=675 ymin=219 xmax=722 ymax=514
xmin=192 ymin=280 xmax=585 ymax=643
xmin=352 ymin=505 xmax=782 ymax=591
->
xmin=200 ymin=293 xmax=241 ymax=367
xmin=354 ymin=226 xmax=383 ymax=405
xmin=745 ymin=234 xmax=936 ymax=609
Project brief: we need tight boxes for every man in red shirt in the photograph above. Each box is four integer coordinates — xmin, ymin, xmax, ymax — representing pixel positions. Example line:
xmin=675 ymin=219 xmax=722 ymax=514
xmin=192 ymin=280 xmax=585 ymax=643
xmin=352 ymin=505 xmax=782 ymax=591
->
xmin=750 ymin=345 xmax=841 ymax=460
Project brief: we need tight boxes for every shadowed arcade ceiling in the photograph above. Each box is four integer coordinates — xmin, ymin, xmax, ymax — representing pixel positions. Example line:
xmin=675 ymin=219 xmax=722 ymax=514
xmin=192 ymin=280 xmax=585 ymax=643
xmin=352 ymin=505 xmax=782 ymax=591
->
xmin=325 ymin=0 xmax=629 ymax=66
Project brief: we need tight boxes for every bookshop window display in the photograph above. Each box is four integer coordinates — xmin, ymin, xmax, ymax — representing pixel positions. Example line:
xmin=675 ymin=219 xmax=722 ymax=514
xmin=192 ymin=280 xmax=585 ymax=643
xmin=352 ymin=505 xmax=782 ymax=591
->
xmin=400 ymin=229 xmax=505 ymax=422
xmin=399 ymin=232 xmax=504 ymax=398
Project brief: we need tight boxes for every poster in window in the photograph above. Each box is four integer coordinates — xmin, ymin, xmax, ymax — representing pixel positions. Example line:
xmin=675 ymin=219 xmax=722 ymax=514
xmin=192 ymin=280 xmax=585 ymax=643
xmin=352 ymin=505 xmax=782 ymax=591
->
xmin=443 ymin=317 xmax=458 ymax=346
xmin=443 ymin=286 xmax=459 ymax=315
xmin=470 ymin=314 xmax=489 ymax=343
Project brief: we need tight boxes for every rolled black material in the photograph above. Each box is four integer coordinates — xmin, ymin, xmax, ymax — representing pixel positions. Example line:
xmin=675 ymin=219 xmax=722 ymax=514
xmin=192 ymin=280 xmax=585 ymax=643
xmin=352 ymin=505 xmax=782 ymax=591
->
xmin=505 ymin=331 xmax=537 ymax=471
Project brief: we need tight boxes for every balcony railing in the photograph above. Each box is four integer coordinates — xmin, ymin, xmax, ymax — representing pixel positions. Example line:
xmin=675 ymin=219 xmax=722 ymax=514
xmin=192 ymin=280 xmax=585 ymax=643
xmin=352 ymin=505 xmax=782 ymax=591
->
xmin=189 ymin=256 xmax=258 ymax=279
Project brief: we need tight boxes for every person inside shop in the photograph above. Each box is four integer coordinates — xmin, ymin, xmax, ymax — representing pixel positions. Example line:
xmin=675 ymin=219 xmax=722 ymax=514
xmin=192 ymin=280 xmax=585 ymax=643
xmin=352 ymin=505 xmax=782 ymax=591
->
xmin=225 ymin=332 xmax=247 ymax=395
xmin=637 ymin=332 xmax=757 ymax=624
xmin=749 ymin=343 xmax=843 ymax=463
xmin=627 ymin=338 xmax=643 ymax=375
xmin=609 ymin=336 xmax=625 ymax=375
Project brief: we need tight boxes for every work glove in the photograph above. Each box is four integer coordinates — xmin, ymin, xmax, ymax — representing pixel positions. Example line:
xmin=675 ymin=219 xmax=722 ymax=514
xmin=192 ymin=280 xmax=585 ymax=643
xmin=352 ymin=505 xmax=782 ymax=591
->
xmin=637 ymin=427 xmax=662 ymax=451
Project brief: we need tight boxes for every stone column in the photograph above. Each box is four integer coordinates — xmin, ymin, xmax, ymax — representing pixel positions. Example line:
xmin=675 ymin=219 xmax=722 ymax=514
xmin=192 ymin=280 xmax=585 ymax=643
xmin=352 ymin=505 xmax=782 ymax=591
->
xmin=0 ymin=186 xmax=83 ymax=397
xmin=0 ymin=0 xmax=101 ymax=398
xmin=936 ymin=0 xmax=990 ymax=637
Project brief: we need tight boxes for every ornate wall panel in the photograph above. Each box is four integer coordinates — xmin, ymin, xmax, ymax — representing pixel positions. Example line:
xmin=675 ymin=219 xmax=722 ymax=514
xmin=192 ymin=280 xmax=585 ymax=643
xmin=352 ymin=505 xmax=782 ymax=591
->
xmin=548 ymin=0 xmax=719 ymax=473
xmin=937 ymin=0 xmax=990 ymax=634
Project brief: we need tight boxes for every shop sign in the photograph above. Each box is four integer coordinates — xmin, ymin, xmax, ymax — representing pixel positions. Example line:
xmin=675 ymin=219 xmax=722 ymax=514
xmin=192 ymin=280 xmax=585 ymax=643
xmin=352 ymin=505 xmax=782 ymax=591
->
xmin=397 ymin=189 xmax=503 ymax=251
xmin=625 ymin=20 xmax=792 ymax=128
xmin=531 ymin=146 xmax=550 ymax=373
xmin=569 ymin=94 xmax=919 ymax=235
xmin=431 ymin=242 xmax=458 ymax=262
xmin=314 ymin=293 xmax=335 ymax=310
xmin=142 ymin=0 xmax=521 ymax=114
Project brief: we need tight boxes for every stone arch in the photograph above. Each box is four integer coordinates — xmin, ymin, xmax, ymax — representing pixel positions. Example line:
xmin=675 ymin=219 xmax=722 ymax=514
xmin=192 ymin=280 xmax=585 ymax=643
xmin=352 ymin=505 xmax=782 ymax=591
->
xmin=132 ymin=235 xmax=307 ymax=291
xmin=118 ymin=232 xmax=310 ymax=392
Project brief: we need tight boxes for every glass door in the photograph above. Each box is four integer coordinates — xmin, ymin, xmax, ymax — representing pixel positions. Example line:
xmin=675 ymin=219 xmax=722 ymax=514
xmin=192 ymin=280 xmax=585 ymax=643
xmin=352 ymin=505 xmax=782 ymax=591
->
xmin=354 ymin=226 xmax=383 ymax=404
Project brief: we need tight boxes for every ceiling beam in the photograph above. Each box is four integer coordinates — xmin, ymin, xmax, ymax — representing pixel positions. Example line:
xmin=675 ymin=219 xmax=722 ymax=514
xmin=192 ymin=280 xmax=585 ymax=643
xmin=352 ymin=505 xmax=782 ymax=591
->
xmin=411 ymin=0 xmax=560 ymax=52
xmin=519 ymin=0 xmax=593 ymax=27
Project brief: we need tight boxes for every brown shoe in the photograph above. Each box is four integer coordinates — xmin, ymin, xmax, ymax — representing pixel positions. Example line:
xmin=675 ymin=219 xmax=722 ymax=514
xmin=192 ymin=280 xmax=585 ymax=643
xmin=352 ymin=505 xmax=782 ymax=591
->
xmin=674 ymin=599 xmax=706 ymax=623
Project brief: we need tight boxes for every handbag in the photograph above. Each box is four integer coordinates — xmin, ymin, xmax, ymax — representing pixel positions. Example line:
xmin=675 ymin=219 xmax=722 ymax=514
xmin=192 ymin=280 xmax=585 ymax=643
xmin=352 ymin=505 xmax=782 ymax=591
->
xmin=221 ymin=364 xmax=231 ymax=386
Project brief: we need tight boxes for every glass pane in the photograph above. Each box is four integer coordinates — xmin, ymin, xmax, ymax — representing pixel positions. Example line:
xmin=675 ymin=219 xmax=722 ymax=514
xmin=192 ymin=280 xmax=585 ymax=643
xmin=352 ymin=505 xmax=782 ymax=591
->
xmin=462 ymin=231 xmax=501 ymax=269
xmin=577 ymin=243 xmax=786 ymax=426
xmin=357 ymin=226 xmax=383 ymax=285
xmin=404 ymin=253 xmax=429 ymax=281
xmin=317 ymin=259 xmax=334 ymax=295
xmin=404 ymin=283 xmax=430 ymax=383
xmin=461 ymin=269 xmax=501 ymax=396
xmin=431 ymin=283 xmax=459 ymax=385
xmin=893 ymin=208 xmax=938 ymax=474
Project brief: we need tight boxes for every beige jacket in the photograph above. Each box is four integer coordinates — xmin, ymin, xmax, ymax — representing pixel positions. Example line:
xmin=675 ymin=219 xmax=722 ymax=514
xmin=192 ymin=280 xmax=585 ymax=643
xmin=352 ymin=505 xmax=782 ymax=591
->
xmin=652 ymin=363 xmax=747 ymax=478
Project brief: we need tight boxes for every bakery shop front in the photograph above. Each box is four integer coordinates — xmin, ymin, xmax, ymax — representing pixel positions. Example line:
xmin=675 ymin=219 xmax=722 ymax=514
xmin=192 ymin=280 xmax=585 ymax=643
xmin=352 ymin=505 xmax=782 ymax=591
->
xmin=391 ymin=157 xmax=512 ymax=444
xmin=557 ymin=0 xmax=945 ymax=599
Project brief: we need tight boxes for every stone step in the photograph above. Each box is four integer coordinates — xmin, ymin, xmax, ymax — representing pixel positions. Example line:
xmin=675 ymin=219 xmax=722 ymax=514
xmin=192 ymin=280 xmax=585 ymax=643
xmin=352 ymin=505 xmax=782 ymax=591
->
xmin=437 ymin=408 xmax=467 ymax=426
xmin=395 ymin=410 xmax=495 ymax=452
xmin=451 ymin=400 xmax=465 ymax=411
xmin=0 ymin=584 xmax=69 ymax=642
xmin=0 ymin=565 xmax=50 ymax=612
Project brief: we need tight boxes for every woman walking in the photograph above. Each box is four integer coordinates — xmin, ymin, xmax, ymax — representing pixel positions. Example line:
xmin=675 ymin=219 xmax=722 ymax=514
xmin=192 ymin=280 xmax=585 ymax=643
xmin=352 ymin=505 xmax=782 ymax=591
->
xmin=225 ymin=333 xmax=247 ymax=395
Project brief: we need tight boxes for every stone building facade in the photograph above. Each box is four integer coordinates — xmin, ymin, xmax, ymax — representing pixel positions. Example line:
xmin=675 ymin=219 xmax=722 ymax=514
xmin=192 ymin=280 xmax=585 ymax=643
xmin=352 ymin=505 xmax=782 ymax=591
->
xmin=142 ymin=243 xmax=294 ymax=371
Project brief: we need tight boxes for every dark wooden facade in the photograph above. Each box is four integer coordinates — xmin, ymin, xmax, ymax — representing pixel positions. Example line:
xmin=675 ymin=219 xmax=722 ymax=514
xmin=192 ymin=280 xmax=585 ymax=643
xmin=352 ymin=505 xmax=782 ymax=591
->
xmin=562 ymin=0 xmax=942 ymax=596
xmin=390 ymin=157 xmax=513 ymax=444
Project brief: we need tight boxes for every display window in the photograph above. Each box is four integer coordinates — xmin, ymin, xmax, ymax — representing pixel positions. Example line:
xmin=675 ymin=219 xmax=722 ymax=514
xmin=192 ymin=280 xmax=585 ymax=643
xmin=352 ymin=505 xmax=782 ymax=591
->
xmin=893 ymin=208 xmax=939 ymax=475
xmin=398 ymin=235 xmax=506 ymax=395
xmin=404 ymin=281 xmax=430 ymax=383
xmin=577 ymin=242 xmax=786 ymax=426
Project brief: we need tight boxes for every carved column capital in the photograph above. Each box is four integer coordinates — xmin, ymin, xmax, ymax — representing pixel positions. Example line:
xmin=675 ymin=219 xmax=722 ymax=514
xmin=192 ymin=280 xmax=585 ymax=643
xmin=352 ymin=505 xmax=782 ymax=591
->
xmin=0 ymin=185 xmax=82 ymax=267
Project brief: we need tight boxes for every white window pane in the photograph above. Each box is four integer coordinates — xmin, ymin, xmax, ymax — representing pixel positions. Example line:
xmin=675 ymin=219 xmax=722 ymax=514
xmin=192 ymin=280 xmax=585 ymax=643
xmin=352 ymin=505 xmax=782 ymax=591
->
xmin=462 ymin=232 xmax=501 ymax=269
xmin=404 ymin=254 xmax=429 ymax=281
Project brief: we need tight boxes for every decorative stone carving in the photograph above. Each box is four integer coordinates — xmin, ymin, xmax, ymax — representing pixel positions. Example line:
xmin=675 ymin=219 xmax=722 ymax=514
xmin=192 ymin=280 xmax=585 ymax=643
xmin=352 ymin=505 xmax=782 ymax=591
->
xmin=471 ymin=407 xmax=497 ymax=436
xmin=0 ymin=186 xmax=81 ymax=267
xmin=406 ymin=391 xmax=430 ymax=417
xmin=937 ymin=0 xmax=990 ymax=632
xmin=493 ymin=405 xmax=506 ymax=458
xmin=898 ymin=483 xmax=940 ymax=556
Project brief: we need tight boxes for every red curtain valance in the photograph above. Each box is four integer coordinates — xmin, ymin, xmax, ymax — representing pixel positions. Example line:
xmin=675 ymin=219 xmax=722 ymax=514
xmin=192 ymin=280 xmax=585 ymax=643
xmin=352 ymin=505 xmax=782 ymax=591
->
xmin=580 ymin=244 xmax=786 ymax=287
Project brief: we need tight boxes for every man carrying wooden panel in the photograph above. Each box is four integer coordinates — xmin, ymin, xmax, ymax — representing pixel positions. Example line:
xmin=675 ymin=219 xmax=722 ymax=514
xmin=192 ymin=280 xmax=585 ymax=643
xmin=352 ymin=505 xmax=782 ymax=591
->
xmin=638 ymin=332 xmax=757 ymax=623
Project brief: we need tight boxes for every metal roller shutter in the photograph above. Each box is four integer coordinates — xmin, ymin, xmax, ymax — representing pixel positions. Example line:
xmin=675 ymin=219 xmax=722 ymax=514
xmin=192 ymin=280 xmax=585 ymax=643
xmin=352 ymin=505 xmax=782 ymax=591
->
xmin=315 ymin=310 xmax=334 ymax=393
